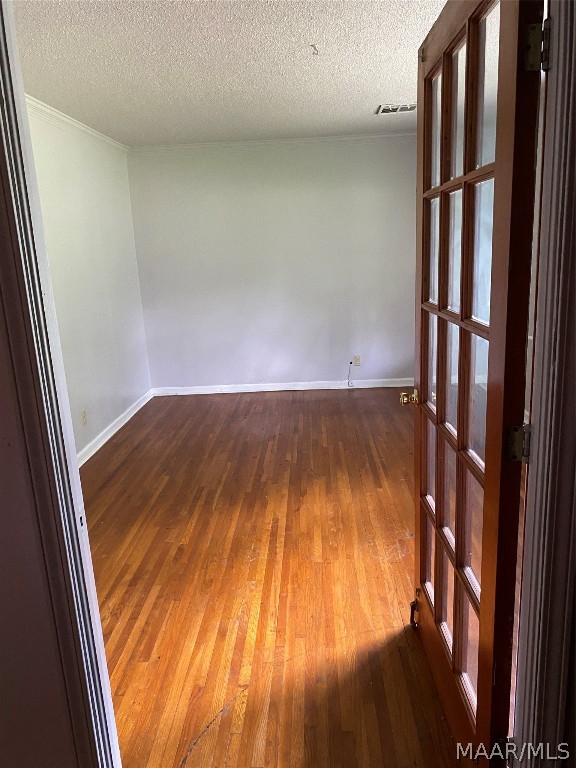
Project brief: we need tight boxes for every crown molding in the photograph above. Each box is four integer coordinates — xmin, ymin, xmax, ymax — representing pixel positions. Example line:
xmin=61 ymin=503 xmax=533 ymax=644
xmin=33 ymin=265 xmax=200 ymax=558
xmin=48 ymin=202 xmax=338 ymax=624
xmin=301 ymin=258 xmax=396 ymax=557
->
xmin=25 ymin=95 xmax=128 ymax=154
xmin=24 ymin=96 xmax=416 ymax=156
xmin=127 ymin=131 xmax=417 ymax=157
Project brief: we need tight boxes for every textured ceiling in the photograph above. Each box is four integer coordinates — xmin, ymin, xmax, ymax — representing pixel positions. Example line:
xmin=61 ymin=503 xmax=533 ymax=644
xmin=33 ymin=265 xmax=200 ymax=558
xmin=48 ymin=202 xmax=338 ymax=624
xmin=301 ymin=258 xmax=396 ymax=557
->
xmin=13 ymin=0 xmax=446 ymax=147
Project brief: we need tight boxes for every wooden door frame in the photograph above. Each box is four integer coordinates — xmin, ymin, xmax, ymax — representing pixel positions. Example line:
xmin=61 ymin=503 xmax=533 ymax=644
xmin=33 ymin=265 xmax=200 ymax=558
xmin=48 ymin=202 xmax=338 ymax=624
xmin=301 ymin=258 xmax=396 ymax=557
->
xmin=0 ymin=2 xmax=120 ymax=766
xmin=0 ymin=0 xmax=573 ymax=763
xmin=513 ymin=0 xmax=576 ymax=761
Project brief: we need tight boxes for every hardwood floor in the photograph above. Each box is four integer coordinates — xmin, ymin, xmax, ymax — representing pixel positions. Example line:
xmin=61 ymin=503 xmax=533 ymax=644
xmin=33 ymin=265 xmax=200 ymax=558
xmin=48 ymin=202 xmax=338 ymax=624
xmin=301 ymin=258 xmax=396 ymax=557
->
xmin=82 ymin=389 xmax=457 ymax=768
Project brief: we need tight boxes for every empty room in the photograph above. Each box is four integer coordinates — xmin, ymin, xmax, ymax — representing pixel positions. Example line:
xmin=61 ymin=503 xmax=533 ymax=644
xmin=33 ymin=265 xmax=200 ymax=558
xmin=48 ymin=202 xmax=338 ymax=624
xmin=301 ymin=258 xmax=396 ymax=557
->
xmin=3 ymin=1 xmax=574 ymax=768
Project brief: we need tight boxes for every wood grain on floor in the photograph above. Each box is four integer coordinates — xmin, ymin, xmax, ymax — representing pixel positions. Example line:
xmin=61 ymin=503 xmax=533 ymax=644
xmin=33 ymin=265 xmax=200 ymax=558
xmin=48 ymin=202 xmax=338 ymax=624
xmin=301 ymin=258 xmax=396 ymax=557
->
xmin=82 ymin=389 xmax=457 ymax=768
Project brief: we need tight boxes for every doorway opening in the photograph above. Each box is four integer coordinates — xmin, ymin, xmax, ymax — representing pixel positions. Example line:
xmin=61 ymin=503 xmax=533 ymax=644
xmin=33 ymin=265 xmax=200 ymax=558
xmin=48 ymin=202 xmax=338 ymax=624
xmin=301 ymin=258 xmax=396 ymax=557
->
xmin=2 ymin=0 xmax=552 ymax=766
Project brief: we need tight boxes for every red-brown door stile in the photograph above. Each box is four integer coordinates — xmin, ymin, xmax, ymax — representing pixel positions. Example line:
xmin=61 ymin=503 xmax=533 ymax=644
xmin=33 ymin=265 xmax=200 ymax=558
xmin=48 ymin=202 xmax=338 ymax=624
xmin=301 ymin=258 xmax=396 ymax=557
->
xmin=414 ymin=0 xmax=542 ymax=753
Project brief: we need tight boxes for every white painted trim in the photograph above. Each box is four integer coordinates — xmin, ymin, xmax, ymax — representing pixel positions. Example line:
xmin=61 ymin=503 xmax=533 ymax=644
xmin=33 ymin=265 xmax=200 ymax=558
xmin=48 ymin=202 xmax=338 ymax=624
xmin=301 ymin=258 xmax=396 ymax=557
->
xmin=128 ymin=131 xmax=417 ymax=157
xmin=24 ymin=95 xmax=415 ymax=157
xmin=24 ymin=96 xmax=415 ymax=157
xmin=349 ymin=377 xmax=414 ymax=389
xmin=25 ymin=95 xmax=128 ymax=154
xmin=153 ymin=378 xmax=414 ymax=396
xmin=77 ymin=390 xmax=154 ymax=466
xmin=75 ymin=379 xmax=413 ymax=464
xmin=2 ymin=3 xmax=122 ymax=764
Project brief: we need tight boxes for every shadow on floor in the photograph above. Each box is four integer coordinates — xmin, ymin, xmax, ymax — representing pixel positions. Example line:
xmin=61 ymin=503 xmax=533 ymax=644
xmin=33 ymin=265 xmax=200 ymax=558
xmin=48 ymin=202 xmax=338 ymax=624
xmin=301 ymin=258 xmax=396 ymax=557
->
xmin=177 ymin=626 xmax=462 ymax=768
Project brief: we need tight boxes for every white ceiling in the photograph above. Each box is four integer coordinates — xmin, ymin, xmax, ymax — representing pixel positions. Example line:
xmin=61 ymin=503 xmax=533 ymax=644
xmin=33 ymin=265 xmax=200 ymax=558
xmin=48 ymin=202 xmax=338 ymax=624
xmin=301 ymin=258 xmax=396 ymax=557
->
xmin=13 ymin=0 xmax=446 ymax=147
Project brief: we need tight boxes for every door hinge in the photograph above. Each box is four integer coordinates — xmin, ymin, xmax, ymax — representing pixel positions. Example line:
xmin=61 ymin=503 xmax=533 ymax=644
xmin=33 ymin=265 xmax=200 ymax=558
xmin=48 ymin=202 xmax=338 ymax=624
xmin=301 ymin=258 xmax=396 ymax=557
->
xmin=542 ymin=17 xmax=551 ymax=71
xmin=524 ymin=18 xmax=551 ymax=72
xmin=507 ymin=424 xmax=531 ymax=462
xmin=409 ymin=597 xmax=419 ymax=629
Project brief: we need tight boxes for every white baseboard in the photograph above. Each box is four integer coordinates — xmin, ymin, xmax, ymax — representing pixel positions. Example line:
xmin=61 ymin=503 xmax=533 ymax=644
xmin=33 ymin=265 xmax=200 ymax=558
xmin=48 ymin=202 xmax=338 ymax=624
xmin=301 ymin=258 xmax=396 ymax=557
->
xmin=76 ymin=390 xmax=154 ymax=467
xmin=152 ymin=378 xmax=414 ymax=396
xmin=349 ymin=378 xmax=414 ymax=389
xmin=77 ymin=379 xmax=414 ymax=464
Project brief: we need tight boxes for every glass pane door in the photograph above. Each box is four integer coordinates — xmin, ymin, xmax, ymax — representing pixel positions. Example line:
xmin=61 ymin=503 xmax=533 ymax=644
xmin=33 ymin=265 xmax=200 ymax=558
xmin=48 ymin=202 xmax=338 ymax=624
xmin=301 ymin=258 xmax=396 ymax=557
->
xmin=415 ymin=0 xmax=541 ymax=748
xmin=420 ymin=0 xmax=498 ymax=720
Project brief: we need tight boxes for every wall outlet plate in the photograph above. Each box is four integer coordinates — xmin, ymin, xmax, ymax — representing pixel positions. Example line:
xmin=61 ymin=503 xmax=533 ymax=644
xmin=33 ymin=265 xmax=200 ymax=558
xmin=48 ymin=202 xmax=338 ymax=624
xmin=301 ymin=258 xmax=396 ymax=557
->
xmin=353 ymin=355 xmax=361 ymax=366
xmin=80 ymin=409 xmax=88 ymax=426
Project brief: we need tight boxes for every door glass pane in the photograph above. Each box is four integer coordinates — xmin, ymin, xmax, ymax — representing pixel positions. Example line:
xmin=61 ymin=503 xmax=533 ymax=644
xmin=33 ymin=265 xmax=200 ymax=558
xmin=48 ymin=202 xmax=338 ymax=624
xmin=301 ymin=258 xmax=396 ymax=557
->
xmin=468 ymin=334 xmax=489 ymax=465
xmin=472 ymin=178 xmax=494 ymax=325
xmin=441 ymin=549 xmax=455 ymax=652
xmin=464 ymin=470 xmax=484 ymax=593
xmin=445 ymin=322 xmax=459 ymax=434
xmin=448 ymin=189 xmax=462 ymax=312
xmin=451 ymin=43 xmax=466 ymax=178
xmin=442 ymin=440 xmax=457 ymax=542
xmin=426 ymin=417 xmax=436 ymax=509
xmin=428 ymin=197 xmax=440 ymax=303
xmin=427 ymin=312 xmax=438 ymax=410
xmin=425 ymin=515 xmax=436 ymax=604
xmin=476 ymin=3 xmax=500 ymax=168
xmin=431 ymin=72 xmax=442 ymax=187
xmin=461 ymin=597 xmax=480 ymax=712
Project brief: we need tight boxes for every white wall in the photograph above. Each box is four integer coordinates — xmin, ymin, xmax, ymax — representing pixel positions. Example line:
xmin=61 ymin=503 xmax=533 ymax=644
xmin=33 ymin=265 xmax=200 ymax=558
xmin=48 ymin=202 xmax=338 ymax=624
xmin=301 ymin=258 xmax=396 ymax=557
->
xmin=27 ymin=99 xmax=151 ymax=455
xmin=27 ymin=101 xmax=416 ymax=457
xmin=128 ymin=136 xmax=416 ymax=390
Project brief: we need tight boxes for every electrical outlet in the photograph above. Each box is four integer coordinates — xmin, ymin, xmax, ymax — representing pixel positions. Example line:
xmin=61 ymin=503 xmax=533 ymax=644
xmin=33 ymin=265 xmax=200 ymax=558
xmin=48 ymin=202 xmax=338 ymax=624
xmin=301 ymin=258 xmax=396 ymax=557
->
xmin=353 ymin=355 xmax=361 ymax=366
xmin=80 ymin=409 xmax=88 ymax=426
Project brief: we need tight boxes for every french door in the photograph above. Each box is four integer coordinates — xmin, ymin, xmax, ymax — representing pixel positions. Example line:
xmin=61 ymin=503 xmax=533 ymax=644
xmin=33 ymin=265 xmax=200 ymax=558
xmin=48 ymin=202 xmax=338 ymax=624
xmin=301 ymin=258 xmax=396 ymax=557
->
xmin=412 ymin=0 xmax=542 ymax=752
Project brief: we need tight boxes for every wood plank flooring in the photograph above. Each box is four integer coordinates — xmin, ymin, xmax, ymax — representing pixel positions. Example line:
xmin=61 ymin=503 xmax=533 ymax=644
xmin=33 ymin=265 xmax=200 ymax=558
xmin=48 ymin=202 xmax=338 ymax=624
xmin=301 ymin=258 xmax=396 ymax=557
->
xmin=82 ymin=389 xmax=457 ymax=768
